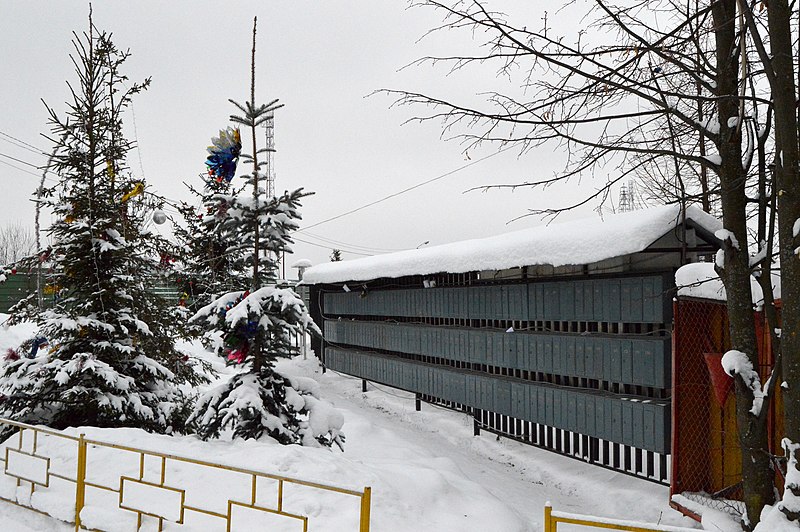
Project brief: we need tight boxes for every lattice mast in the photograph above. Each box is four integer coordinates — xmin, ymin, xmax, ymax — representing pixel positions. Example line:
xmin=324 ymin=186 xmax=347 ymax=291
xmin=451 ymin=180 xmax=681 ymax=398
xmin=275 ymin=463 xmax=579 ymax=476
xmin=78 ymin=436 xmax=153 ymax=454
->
xmin=264 ymin=112 xmax=275 ymax=198
xmin=618 ymin=180 xmax=640 ymax=212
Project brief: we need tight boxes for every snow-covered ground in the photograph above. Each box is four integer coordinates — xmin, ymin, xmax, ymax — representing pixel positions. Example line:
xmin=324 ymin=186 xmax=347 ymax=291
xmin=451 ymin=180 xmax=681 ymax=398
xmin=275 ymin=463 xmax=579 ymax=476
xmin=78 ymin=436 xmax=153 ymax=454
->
xmin=0 ymin=317 xmax=702 ymax=531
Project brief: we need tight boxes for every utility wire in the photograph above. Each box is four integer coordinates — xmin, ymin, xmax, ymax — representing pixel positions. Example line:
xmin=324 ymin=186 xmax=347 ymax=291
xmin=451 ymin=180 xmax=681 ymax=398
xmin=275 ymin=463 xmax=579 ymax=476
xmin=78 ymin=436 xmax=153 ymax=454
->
xmin=0 ymin=158 xmax=47 ymax=179
xmin=300 ymin=145 xmax=515 ymax=232
xmin=0 ymin=130 xmax=47 ymax=155
xmin=292 ymin=235 xmax=373 ymax=257
xmin=298 ymin=229 xmax=407 ymax=253
xmin=0 ymin=150 xmax=45 ymax=170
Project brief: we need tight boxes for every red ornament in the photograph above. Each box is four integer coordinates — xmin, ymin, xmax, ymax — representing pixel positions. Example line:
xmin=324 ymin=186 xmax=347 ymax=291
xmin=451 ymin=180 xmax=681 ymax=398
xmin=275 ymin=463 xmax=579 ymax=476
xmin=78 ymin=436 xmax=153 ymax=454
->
xmin=226 ymin=344 xmax=249 ymax=364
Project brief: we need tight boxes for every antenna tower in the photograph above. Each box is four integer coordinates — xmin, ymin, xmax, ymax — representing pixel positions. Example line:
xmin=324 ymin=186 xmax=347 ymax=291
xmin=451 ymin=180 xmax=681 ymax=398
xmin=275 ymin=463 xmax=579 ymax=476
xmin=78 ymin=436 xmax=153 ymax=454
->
xmin=263 ymin=111 xmax=276 ymax=197
xmin=618 ymin=180 xmax=639 ymax=212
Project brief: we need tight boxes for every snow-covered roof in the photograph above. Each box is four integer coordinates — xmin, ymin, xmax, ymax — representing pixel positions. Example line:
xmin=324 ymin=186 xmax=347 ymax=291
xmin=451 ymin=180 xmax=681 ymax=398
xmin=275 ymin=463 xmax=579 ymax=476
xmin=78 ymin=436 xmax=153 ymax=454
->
xmin=303 ymin=204 xmax=722 ymax=285
xmin=675 ymin=262 xmax=781 ymax=304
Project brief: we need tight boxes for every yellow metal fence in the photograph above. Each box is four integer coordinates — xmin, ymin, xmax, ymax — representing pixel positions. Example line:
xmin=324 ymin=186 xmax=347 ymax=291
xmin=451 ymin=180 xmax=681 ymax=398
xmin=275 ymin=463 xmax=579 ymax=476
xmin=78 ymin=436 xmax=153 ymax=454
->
xmin=544 ymin=505 xmax=699 ymax=532
xmin=0 ymin=418 xmax=371 ymax=531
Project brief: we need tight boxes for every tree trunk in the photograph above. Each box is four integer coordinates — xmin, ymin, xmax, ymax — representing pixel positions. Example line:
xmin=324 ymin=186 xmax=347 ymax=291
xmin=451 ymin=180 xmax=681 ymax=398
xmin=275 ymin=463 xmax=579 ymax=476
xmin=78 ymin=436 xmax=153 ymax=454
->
xmin=713 ymin=0 xmax=774 ymax=525
xmin=769 ymin=0 xmax=800 ymax=450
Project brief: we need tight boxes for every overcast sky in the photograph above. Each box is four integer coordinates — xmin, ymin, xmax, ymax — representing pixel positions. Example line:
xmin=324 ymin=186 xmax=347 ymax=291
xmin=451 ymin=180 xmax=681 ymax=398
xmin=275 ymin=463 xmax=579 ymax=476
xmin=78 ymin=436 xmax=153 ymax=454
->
xmin=0 ymin=1 xmax=610 ymax=271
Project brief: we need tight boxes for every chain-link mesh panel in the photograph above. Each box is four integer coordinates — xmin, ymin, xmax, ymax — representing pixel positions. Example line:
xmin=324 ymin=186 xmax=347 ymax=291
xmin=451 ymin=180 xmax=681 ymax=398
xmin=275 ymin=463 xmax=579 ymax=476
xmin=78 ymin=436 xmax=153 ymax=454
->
xmin=672 ymin=297 xmax=781 ymax=518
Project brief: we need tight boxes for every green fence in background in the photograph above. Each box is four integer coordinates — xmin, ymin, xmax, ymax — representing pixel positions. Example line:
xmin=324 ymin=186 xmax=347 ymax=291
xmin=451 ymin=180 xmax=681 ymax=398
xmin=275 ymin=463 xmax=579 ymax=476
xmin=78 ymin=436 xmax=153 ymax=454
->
xmin=0 ymin=273 xmax=181 ymax=314
xmin=0 ymin=272 xmax=41 ymax=313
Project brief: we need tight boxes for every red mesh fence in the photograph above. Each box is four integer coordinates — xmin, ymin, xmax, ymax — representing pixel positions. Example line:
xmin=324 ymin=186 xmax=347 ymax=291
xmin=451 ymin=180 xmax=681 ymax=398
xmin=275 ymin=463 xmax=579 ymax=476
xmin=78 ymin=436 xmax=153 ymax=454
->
xmin=671 ymin=297 xmax=782 ymax=516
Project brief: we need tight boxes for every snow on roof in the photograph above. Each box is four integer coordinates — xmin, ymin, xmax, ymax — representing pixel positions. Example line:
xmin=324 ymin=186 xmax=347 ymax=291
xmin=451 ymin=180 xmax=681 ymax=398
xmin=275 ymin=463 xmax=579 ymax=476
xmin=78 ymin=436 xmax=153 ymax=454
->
xmin=303 ymin=204 xmax=722 ymax=285
xmin=675 ymin=262 xmax=781 ymax=304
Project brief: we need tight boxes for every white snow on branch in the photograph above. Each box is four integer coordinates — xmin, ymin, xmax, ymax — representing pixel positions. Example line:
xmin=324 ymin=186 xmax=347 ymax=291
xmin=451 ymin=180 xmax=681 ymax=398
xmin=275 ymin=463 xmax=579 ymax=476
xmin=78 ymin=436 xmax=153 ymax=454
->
xmin=715 ymin=228 xmax=739 ymax=250
xmin=754 ymin=439 xmax=800 ymax=531
xmin=721 ymin=350 xmax=768 ymax=416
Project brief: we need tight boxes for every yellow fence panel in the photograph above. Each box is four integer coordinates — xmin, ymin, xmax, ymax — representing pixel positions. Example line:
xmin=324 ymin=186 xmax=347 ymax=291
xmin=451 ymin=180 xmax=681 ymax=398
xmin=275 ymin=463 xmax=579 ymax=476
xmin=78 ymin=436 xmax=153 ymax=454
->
xmin=0 ymin=418 xmax=371 ymax=532
xmin=544 ymin=504 xmax=699 ymax=532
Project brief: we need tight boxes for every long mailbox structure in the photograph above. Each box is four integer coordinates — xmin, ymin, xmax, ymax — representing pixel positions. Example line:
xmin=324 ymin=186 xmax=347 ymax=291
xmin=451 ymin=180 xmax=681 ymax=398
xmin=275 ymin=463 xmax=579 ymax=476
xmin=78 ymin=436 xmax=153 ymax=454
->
xmin=310 ymin=272 xmax=674 ymax=483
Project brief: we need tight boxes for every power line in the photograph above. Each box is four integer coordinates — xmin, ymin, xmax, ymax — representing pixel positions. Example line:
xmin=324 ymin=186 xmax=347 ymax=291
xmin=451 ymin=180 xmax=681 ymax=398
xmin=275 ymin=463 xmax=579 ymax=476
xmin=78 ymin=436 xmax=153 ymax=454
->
xmin=300 ymin=145 xmax=515 ymax=231
xmin=0 ymin=158 xmax=46 ymax=179
xmin=298 ymin=229 xmax=407 ymax=253
xmin=0 ymin=131 xmax=47 ymax=156
xmin=0 ymin=150 xmax=45 ymax=170
xmin=291 ymin=235 xmax=373 ymax=257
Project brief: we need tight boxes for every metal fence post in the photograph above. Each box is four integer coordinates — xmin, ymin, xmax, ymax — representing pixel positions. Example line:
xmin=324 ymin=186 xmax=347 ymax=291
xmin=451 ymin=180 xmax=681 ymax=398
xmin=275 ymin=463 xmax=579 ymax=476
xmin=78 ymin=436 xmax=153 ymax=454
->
xmin=74 ymin=434 xmax=87 ymax=532
xmin=359 ymin=486 xmax=371 ymax=532
xmin=544 ymin=503 xmax=553 ymax=532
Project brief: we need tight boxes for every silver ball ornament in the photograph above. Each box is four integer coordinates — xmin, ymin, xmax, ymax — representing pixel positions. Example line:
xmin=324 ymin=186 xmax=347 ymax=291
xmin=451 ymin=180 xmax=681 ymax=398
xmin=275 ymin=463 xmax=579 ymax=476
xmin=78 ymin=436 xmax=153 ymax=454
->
xmin=152 ymin=209 xmax=167 ymax=225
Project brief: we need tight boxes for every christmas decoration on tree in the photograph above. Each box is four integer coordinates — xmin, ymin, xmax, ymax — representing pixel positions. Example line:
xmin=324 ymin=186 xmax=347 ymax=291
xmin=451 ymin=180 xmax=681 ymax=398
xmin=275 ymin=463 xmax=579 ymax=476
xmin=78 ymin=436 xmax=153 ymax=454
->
xmin=0 ymin=17 xmax=193 ymax=433
xmin=120 ymin=181 xmax=145 ymax=203
xmin=205 ymin=127 xmax=242 ymax=183
xmin=152 ymin=209 xmax=167 ymax=225
xmin=188 ymin=17 xmax=342 ymax=449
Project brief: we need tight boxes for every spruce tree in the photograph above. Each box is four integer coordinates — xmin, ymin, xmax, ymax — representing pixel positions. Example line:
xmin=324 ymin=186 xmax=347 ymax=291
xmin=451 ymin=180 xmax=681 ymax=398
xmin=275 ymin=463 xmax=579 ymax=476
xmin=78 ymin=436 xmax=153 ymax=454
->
xmin=0 ymin=20 xmax=189 ymax=432
xmin=188 ymin=18 xmax=342 ymax=449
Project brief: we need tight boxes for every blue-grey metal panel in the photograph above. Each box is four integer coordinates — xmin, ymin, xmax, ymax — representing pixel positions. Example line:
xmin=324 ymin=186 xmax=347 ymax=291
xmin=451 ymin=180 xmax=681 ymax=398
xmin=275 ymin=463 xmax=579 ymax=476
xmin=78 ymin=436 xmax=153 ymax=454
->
xmin=494 ymin=379 xmax=512 ymax=416
xmin=592 ymin=281 xmax=604 ymax=320
xmin=489 ymin=332 xmax=502 ymax=367
xmin=632 ymin=342 xmax=650 ymax=386
xmin=604 ymin=280 xmax=621 ymax=322
xmin=564 ymin=394 xmax=578 ymax=432
xmin=511 ymin=382 xmax=529 ymax=420
xmin=552 ymin=335 xmax=564 ymax=376
xmin=622 ymin=401 xmax=634 ymax=446
xmin=491 ymin=286 xmax=504 ymax=320
xmin=642 ymin=277 xmax=657 ymax=323
xmin=573 ymin=281 xmax=585 ymax=321
xmin=643 ymin=405 xmax=655 ymax=451
xmin=544 ymin=284 xmax=560 ymax=319
xmin=508 ymin=284 xmax=528 ymax=320
xmin=585 ymin=396 xmax=596 ymax=437
xmin=559 ymin=282 xmax=575 ymax=321
xmin=574 ymin=336 xmax=586 ymax=377
xmin=530 ymin=283 xmax=545 ymax=320
xmin=621 ymin=340 xmax=633 ymax=384
xmin=575 ymin=394 xmax=586 ymax=434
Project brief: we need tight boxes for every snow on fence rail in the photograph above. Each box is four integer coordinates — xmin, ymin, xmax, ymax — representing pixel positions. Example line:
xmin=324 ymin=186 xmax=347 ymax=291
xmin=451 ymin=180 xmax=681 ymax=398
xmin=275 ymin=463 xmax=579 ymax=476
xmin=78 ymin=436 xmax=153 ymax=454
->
xmin=544 ymin=504 xmax=698 ymax=532
xmin=0 ymin=418 xmax=372 ymax=532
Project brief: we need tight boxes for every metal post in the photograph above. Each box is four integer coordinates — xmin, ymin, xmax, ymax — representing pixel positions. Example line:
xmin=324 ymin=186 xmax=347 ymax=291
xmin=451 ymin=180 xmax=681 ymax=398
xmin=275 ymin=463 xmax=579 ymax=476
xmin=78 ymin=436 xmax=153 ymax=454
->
xmin=359 ymin=487 xmax=372 ymax=532
xmin=415 ymin=394 xmax=421 ymax=412
xmin=544 ymin=503 xmax=553 ymax=532
xmin=75 ymin=434 xmax=87 ymax=531
xmin=473 ymin=410 xmax=481 ymax=437
xmin=362 ymin=379 xmax=368 ymax=393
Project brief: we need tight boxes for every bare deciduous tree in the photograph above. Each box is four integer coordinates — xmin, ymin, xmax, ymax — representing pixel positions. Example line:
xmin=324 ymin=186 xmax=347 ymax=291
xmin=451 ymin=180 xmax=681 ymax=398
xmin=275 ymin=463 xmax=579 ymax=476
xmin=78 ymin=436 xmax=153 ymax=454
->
xmin=386 ymin=0 xmax=791 ymax=525
xmin=0 ymin=222 xmax=34 ymax=266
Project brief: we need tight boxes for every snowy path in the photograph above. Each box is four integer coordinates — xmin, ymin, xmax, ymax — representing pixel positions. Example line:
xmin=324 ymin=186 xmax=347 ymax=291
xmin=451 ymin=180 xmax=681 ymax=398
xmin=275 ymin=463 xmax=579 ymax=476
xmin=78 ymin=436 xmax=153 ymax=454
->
xmin=293 ymin=358 xmax=699 ymax=531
